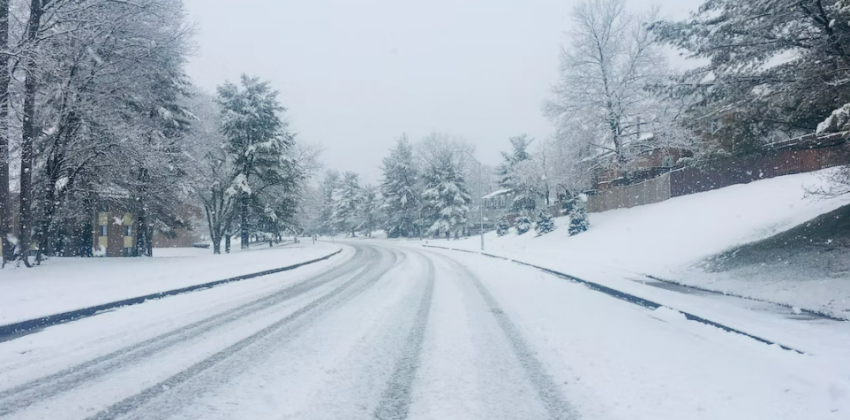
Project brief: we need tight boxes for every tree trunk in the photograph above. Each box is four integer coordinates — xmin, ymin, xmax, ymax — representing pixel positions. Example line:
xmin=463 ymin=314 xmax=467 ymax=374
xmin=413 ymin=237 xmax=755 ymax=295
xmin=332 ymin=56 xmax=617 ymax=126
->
xmin=135 ymin=212 xmax=147 ymax=258
xmin=212 ymin=236 xmax=221 ymax=254
xmin=240 ymin=193 xmax=249 ymax=249
xmin=225 ymin=233 xmax=231 ymax=253
xmin=0 ymin=0 xmax=11 ymax=265
xmin=145 ymin=225 xmax=153 ymax=257
xmin=17 ymin=0 xmax=45 ymax=267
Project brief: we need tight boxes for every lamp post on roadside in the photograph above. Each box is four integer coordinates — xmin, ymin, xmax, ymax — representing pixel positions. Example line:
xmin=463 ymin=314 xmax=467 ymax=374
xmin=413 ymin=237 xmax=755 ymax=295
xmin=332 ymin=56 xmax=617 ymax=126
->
xmin=455 ymin=150 xmax=484 ymax=251
xmin=418 ymin=204 xmax=423 ymax=241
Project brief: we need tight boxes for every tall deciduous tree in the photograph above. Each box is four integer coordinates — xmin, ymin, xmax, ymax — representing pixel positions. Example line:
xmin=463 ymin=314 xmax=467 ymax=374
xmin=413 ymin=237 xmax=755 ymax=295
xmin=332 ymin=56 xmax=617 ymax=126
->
xmin=17 ymin=0 xmax=48 ymax=266
xmin=0 ymin=0 xmax=10 ymax=264
xmin=547 ymin=0 xmax=666 ymax=163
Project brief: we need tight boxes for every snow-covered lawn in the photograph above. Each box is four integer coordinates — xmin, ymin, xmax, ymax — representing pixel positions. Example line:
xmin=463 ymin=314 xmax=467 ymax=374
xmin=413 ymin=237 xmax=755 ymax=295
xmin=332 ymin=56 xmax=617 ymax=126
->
xmin=434 ymin=168 xmax=850 ymax=321
xmin=450 ymin=168 xmax=847 ymax=274
xmin=0 ymin=242 xmax=343 ymax=325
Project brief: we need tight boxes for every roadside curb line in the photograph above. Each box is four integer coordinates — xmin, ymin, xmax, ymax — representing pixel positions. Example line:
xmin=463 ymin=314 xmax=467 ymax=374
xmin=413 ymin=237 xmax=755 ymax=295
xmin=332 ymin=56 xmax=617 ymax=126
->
xmin=0 ymin=248 xmax=344 ymax=340
xmin=641 ymin=274 xmax=847 ymax=322
xmin=422 ymin=244 xmax=805 ymax=354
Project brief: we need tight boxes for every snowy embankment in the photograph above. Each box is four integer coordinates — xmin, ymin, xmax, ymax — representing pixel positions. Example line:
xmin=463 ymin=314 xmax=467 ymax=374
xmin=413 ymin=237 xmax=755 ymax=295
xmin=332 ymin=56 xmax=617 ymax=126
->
xmin=0 ymin=242 xmax=343 ymax=325
xmin=441 ymin=168 xmax=850 ymax=320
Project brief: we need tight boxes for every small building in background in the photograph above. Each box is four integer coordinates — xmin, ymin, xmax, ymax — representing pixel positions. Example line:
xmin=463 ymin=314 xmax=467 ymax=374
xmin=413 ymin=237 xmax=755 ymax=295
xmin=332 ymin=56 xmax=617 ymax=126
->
xmin=92 ymin=204 xmax=138 ymax=257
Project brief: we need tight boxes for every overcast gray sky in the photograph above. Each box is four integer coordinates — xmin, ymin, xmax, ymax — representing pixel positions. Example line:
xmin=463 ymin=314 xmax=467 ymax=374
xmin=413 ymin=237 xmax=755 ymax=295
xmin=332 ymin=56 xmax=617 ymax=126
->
xmin=183 ymin=0 xmax=702 ymax=183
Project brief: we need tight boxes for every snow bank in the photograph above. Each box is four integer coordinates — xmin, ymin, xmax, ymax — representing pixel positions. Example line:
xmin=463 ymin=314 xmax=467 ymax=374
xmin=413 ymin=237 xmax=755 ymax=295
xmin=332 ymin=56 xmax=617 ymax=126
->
xmin=0 ymin=242 xmax=344 ymax=325
xmin=441 ymin=167 xmax=850 ymax=321
xmin=453 ymin=168 xmax=848 ymax=274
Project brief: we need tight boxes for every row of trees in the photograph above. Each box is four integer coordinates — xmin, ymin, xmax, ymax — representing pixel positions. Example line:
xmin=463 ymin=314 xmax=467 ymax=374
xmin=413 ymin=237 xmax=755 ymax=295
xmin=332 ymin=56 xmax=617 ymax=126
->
xmin=539 ymin=0 xmax=850 ymax=197
xmin=184 ymin=76 xmax=317 ymax=254
xmin=306 ymin=131 xmax=591 ymax=241
xmin=544 ymin=0 xmax=699 ymax=195
xmin=0 ymin=0 xmax=194 ymax=265
xmin=0 ymin=0 xmax=314 ymax=265
xmin=306 ymin=133 xmax=477 ymax=240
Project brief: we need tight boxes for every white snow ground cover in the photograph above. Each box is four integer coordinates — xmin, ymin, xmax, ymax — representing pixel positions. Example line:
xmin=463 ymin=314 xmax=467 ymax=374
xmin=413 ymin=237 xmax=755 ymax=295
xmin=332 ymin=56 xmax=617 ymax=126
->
xmin=433 ymin=250 xmax=850 ymax=420
xmin=442 ymin=169 xmax=850 ymax=316
xmin=424 ymin=169 xmax=850 ymax=359
xmin=0 ymin=242 xmax=342 ymax=325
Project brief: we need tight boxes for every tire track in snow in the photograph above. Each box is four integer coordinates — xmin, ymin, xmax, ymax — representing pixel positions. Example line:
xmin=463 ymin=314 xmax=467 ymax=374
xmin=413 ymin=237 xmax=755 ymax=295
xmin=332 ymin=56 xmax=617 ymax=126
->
xmin=426 ymin=250 xmax=578 ymax=420
xmin=373 ymin=254 xmax=436 ymax=420
xmin=80 ymin=245 xmax=402 ymax=420
xmin=0 ymin=245 xmax=376 ymax=418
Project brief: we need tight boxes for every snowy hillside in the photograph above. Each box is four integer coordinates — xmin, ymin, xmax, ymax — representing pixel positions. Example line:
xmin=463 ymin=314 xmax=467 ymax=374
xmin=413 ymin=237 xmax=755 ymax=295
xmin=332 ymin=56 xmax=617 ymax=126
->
xmin=444 ymin=168 xmax=850 ymax=316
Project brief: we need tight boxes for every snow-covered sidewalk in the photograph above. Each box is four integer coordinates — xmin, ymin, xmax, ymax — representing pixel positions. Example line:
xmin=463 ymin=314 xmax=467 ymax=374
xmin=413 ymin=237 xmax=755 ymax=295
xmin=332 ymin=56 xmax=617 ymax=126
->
xmin=0 ymin=242 xmax=343 ymax=325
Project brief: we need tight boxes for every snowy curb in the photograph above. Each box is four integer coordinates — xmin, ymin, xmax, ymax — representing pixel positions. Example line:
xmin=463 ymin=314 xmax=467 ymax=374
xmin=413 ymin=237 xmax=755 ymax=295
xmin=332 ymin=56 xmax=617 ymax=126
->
xmin=642 ymin=274 xmax=848 ymax=322
xmin=0 ymin=248 xmax=344 ymax=341
xmin=422 ymin=244 xmax=805 ymax=354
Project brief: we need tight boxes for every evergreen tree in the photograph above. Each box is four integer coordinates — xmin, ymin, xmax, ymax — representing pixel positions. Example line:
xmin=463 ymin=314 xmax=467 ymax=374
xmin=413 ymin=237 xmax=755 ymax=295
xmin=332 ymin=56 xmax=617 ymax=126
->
xmin=515 ymin=215 xmax=532 ymax=235
xmin=568 ymin=195 xmax=590 ymax=236
xmin=359 ymin=184 xmax=380 ymax=238
xmin=317 ymin=171 xmax=340 ymax=236
xmin=217 ymin=75 xmax=293 ymax=249
xmin=496 ymin=217 xmax=510 ymax=236
xmin=535 ymin=210 xmax=555 ymax=235
xmin=496 ymin=135 xmax=538 ymax=213
xmin=421 ymin=151 xmax=471 ymax=237
xmin=381 ymin=135 xmax=419 ymax=238
xmin=652 ymin=0 xmax=850 ymax=142
xmin=333 ymin=172 xmax=362 ymax=237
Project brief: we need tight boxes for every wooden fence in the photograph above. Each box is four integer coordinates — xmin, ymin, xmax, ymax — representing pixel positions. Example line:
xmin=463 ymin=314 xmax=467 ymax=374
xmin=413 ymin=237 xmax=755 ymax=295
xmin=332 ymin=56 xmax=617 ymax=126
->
xmin=588 ymin=142 xmax=850 ymax=213
xmin=587 ymin=173 xmax=671 ymax=213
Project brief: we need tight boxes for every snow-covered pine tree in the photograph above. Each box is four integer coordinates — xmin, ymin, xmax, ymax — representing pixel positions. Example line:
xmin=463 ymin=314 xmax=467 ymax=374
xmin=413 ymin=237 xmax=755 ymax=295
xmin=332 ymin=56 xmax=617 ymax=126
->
xmin=333 ymin=172 xmax=362 ymax=237
xmin=380 ymin=135 xmax=419 ymax=238
xmin=421 ymin=150 xmax=471 ymax=238
xmin=652 ymin=0 xmax=850 ymax=143
xmin=317 ymin=171 xmax=340 ymax=236
xmin=358 ymin=185 xmax=380 ymax=238
xmin=535 ymin=210 xmax=555 ymax=235
xmin=218 ymin=75 xmax=292 ymax=249
xmin=496 ymin=217 xmax=510 ymax=236
xmin=515 ymin=215 xmax=532 ymax=235
xmin=496 ymin=135 xmax=538 ymax=213
xmin=568 ymin=195 xmax=590 ymax=236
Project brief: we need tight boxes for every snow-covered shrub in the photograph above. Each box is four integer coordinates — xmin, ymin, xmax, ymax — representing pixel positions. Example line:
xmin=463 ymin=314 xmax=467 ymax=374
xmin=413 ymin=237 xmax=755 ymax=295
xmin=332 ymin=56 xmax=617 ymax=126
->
xmin=676 ymin=156 xmax=696 ymax=167
xmin=817 ymin=103 xmax=850 ymax=136
xmin=568 ymin=197 xmax=589 ymax=236
xmin=515 ymin=215 xmax=531 ymax=235
xmin=535 ymin=210 xmax=555 ymax=235
xmin=496 ymin=218 xmax=510 ymax=236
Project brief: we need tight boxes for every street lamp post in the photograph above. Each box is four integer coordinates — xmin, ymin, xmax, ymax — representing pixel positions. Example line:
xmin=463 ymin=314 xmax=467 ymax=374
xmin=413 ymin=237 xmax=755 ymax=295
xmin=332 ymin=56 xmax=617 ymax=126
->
xmin=418 ymin=204 xmax=423 ymax=241
xmin=456 ymin=150 xmax=484 ymax=251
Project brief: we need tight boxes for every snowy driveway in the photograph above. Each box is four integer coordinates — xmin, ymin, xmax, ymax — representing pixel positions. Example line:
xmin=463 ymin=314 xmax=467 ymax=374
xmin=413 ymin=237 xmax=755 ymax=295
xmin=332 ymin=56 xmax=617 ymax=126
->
xmin=0 ymin=241 xmax=844 ymax=419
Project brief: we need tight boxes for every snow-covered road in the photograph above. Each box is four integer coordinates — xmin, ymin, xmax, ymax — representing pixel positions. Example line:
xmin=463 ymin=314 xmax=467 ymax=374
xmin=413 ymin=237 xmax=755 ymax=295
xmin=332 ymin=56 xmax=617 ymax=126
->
xmin=0 ymin=241 xmax=845 ymax=420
